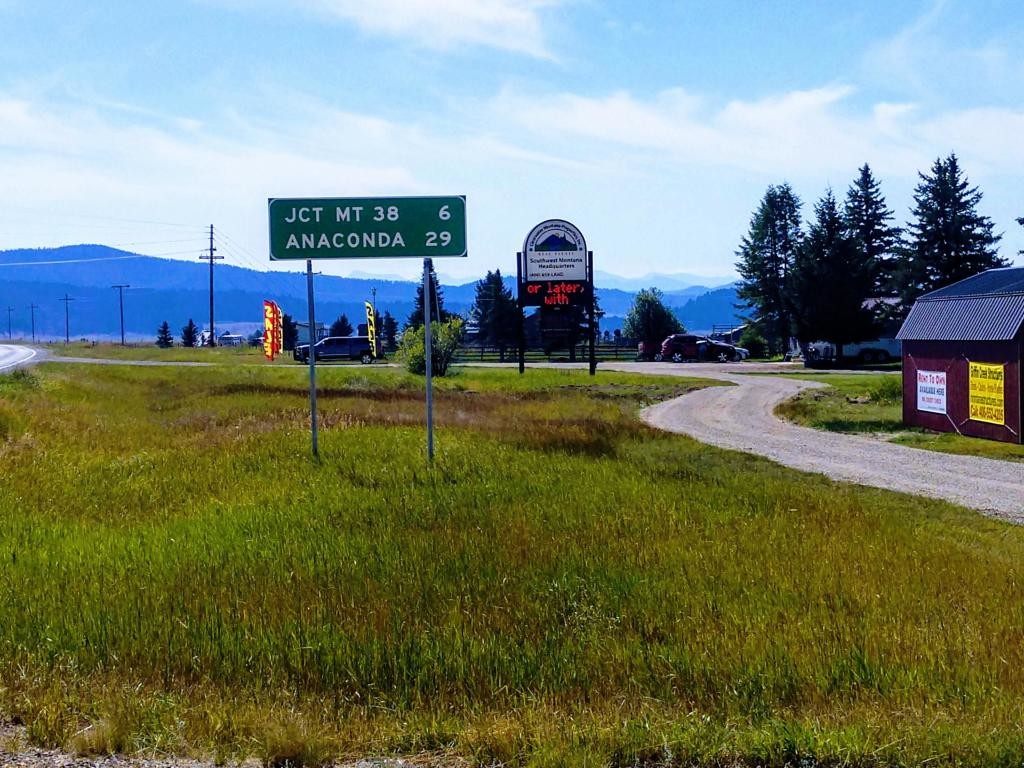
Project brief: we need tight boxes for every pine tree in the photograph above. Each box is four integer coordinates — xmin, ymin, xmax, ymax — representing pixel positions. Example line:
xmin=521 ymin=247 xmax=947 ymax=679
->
xmin=622 ymin=287 xmax=682 ymax=356
xmin=898 ymin=153 xmax=1006 ymax=311
xmin=181 ymin=318 xmax=199 ymax=348
xmin=406 ymin=262 xmax=451 ymax=329
xmin=470 ymin=269 xmax=517 ymax=360
xmin=381 ymin=311 xmax=399 ymax=352
xmin=281 ymin=313 xmax=298 ymax=351
xmin=155 ymin=321 xmax=174 ymax=348
xmin=844 ymin=164 xmax=900 ymax=296
xmin=1017 ymin=217 xmax=1024 ymax=256
xmin=791 ymin=190 xmax=877 ymax=350
xmin=735 ymin=184 xmax=803 ymax=354
xmin=329 ymin=314 xmax=353 ymax=337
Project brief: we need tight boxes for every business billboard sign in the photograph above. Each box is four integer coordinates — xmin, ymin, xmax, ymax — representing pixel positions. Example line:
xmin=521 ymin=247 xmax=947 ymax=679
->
xmin=968 ymin=362 xmax=1005 ymax=425
xmin=519 ymin=219 xmax=591 ymax=308
xmin=916 ymin=369 xmax=947 ymax=414
xmin=268 ymin=196 xmax=467 ymax=260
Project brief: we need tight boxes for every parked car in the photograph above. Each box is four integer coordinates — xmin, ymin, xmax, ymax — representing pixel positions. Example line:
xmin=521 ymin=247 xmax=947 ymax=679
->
xmin=294 ymin=336 xmax=374 ymax=364
xmin=659 ymin=334 xmax=741 ymax=363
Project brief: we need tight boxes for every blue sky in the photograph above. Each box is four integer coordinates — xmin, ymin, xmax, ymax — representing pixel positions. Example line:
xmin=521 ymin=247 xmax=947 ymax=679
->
xmin=0 ymin=0 xmax=1021 ymax=281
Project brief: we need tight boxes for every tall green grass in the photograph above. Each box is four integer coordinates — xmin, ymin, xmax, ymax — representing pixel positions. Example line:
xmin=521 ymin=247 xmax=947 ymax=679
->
xmin=2 ymin=364 xmax=1024 ymax=765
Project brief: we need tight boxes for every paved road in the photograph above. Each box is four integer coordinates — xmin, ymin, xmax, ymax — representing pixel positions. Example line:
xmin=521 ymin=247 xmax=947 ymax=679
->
xmin=0 ymin=344 xmax=41 ymax=372
xmin=606 ymin=361 xmax=1024 ymax=522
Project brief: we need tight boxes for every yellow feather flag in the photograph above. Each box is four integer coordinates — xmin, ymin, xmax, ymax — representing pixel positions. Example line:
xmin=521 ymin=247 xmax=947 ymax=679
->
xmin=365 ymin=301 xmax=377 ymax=358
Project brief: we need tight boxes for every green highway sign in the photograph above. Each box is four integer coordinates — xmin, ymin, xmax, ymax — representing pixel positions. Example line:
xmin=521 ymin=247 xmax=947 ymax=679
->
xmin=268 ymin=196 xmax=467 ymax=260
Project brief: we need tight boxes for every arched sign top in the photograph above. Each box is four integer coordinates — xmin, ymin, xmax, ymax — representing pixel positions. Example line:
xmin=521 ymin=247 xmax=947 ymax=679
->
xmin=522 ymin=219 xmax=588 ymax=282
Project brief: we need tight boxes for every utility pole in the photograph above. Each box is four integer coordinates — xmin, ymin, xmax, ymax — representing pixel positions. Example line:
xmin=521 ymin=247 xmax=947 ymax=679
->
xmin=60 ymin=294 xmax=75 ymax=344
xmin=6 ymin=306 xmax=12 ymax=339
xmin=199 ymin=224 xmax=223 ymax=347
xmin=28 ymin=304 xmax=37 ymax=343
xmin=112 ymin=284 xmax=130 ymax=346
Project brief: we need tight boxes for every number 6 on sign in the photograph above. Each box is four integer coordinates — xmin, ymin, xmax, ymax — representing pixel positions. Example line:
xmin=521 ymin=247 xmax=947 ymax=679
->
xmin=438 ymin=205 xmax=451 ymax=221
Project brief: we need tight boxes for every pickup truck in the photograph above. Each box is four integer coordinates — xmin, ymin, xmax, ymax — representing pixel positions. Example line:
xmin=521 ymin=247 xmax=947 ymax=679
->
xmin=294 ymin=336 xmax=375 ymax=364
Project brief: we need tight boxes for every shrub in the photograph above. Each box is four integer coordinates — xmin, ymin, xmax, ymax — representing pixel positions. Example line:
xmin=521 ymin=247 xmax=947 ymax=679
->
xmin=738 ymin=325 xmax=768 ymax=358
xmin=396 ymin=317 xmax=463 ymax=376
xmin=869 ymin=373 xmax=903 ymax=403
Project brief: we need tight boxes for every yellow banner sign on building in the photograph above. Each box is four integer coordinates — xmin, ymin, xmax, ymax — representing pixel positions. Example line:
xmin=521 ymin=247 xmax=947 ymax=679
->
xmin=968 ymin=362 xmax=1005 ymax=425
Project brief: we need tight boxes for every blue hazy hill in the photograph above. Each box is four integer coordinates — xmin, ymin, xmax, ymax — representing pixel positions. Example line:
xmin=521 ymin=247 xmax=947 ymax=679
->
xmin=0 ymin=245 xmax=743 ymax=339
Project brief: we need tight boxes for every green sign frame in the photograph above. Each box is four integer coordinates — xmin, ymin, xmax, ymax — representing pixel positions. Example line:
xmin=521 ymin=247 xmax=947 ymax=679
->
xmin=268 ymin=196 xmax=467 ymax=260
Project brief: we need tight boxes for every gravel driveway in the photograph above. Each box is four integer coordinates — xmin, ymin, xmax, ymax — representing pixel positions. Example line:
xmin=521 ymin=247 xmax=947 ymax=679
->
xmin=608 ymin=362 xmax=1024 ymax=522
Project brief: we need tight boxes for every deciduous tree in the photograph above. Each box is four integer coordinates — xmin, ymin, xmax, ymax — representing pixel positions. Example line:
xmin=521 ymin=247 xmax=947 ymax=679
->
xmin=397 ymin=318 xmax=464 ymax=376
xmin=622 ymin=287 xmax=682 ymax=357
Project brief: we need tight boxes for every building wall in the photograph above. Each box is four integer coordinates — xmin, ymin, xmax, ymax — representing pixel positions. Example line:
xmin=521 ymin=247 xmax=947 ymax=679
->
xmin=902 ymin=340 xmax=1022 ymax=444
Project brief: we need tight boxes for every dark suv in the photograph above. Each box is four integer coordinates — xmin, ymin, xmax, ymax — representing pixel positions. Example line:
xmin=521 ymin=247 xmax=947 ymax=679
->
xmin=294 ymin=336 xmax=375 ymax=364
xmin=659 ymin=334 xmax=739 ymax=363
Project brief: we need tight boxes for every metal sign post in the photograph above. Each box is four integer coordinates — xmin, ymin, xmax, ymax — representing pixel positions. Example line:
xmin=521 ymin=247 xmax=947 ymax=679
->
xmin=588 ymin=251 xmax=597 ymax=377
xmin=423 ymin=258 xmax=434 ymax=461
xmin=269 ymin=196 xmax=466 ymax=462
xmin=305 ymin=259 xmax=319 ymax=458
xmin=516 ymin=251 xmax=525 ymax=375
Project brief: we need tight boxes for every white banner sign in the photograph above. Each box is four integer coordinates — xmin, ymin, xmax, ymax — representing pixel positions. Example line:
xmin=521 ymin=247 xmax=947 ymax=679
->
xmin=916 ymin=369 xmax=947 ymax=414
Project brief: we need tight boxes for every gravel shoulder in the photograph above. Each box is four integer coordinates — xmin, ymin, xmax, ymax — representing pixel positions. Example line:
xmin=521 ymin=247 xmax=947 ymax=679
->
xmin=614 ymin=362 xmax=1024 ymax=522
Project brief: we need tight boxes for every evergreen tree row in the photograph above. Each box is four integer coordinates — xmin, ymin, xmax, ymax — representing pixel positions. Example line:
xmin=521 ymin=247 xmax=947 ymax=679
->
xmin=736 ymin=153 xmax=1008 ymax=354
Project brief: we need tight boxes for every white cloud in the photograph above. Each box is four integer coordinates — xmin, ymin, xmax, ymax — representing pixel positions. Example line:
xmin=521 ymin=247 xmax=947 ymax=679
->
xmin=862 ymin=0 xmax=1024 ymax=106
xmin=489 ymin=84 xmax=1024 ymax=181
xmin=280 ymin=0 xmax=565 ymax=58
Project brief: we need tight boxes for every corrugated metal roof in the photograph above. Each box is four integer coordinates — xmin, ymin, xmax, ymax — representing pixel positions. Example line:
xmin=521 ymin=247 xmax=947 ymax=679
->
xmin=897 ymin=293 xmax=1024 ymax=341
xmin=923 ymin=267 xmax=1024 ymax=299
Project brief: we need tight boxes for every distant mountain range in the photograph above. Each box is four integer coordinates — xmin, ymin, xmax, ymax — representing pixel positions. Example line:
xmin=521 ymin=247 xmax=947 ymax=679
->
xmin=593 ymin=270 xmax=736 ymax=293
xmin=0 ymin=245 xmax=746 ymax=340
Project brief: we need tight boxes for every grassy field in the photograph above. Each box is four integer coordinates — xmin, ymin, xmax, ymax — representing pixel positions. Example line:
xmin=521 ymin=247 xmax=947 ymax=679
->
xmin=777 ymin=372 xmax=1024 ymax=462
xmin=3 ymin=363 xmax=1024 ymax=766
xmin=45 ymin=342 xmax=281 ymax=363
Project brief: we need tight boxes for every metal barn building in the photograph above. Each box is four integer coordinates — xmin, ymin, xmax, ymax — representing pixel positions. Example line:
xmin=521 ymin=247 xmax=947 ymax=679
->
xmin=896 ymin=267 xmax=1024 ymax=444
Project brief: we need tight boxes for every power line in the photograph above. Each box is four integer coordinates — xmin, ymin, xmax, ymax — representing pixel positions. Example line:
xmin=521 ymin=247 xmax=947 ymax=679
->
xmin=28 ymin=303 xmax=37 ymax=343
xmin=6 ymin=306 xmax=12 ymax=339
xmin=0 ymin=254 xmax=144 ymax=267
